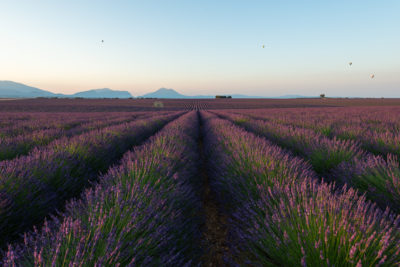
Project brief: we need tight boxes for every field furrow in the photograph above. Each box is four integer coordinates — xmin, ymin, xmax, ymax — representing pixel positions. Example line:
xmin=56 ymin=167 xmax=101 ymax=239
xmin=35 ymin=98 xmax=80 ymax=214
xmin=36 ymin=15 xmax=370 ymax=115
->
xmin=215 ymin=110 xmax=400 ymax=213
xmin=1 ymin=101 xmax=400 ymax=266
xmin=2 ymin=111 xmax=203 ymax=266
xmin=200 ymin=111 xmax=400 ymax=266
xmin=198 ymin=112 xmax=230 ymax=266
xmin=233 ymin=107 xmax=400 ymax=158
xmin=0 ymin=113 xmax=155 ymax=161
xmin=0 ymin=112 xmax=181 ymax=248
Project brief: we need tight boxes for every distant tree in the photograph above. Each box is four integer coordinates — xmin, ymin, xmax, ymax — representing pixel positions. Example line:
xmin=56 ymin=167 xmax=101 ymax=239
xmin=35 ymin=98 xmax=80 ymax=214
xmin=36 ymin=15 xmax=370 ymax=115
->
xmin=320 ymin=94 xmax=325 ymax=98
xmin=153 ymin=101 xmax=164 ymax=108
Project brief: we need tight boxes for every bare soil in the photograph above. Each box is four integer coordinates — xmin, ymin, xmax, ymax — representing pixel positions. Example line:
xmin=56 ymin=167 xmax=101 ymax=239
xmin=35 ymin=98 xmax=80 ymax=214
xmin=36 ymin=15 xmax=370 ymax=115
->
xmin=198 ymin=113 xmax=230 ymax=266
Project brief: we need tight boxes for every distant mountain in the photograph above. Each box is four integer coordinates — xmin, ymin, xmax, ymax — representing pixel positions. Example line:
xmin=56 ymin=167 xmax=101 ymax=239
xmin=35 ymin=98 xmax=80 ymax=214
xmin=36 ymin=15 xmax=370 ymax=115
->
xmin=140 ymin=88 xmax=273 ymax=99
xmin=71 ymin=88 xmax=132 ymax=98
xmin=141 ymin=88 xmax=188 ymax=98
xmin=140 ymin=88 xmax=255 ymax=99
xmin=0 ymin=81 xmax=132 ymax=98
xmin=0 ymin=81 xmax=318 ymax=99
xmin=0 ymin=81 xmax=58 ymax=98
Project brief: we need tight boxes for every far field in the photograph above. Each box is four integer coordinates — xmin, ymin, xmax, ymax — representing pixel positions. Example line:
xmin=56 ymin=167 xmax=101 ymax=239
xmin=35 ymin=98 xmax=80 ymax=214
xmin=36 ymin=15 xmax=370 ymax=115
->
xmin=1 ymin=97 xmax=400 ymax=111
xmin=1 ymin=98 xmax=400 ymax=266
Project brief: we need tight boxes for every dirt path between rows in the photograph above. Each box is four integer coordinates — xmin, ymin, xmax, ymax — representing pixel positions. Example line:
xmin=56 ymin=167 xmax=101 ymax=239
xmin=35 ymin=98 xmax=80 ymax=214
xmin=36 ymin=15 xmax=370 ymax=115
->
xmin=198 ymin=112 xmax=230 ymax=266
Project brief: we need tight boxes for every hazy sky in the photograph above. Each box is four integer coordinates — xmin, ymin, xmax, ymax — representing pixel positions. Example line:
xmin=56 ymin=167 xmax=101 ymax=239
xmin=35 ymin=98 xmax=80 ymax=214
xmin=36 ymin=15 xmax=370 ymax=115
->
xmin=1 ymin=0 xmax=399 ymax=97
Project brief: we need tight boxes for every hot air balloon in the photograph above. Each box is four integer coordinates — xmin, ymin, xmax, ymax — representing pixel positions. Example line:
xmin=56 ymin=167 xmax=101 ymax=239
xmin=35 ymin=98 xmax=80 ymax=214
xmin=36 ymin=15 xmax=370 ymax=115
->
xmin=371 ymin=74 xmax=375 ymax=79
xmin=349 ymin=62 xmax=352 ymax=66
xmin=262 ymin=44 xmax=265 ymax=48
xmin=101 ymin=40 xmax=104 ymax=43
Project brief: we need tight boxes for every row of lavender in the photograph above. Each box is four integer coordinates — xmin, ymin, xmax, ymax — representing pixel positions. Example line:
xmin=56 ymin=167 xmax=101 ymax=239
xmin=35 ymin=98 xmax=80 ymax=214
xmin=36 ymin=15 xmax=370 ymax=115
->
xmin=0 ymin=114 xmax=143 ymax=161
xmin=201 ymin=111 xmax=400 ymax=266
xmin=232 ymin=106 xmax=400 ymax=158
xmin=0 ymin=112 xmax=181 ymax=249
xmin=0 ymin=112 xmax=174 ymax=161
xmin=0 ymin=112 xmax=130 ymax=137
xmin=231 ymin=106 xmax=400 ymax=131
xmin=214 ymin=110 xmax=400 ymax=213
xmin=2 ymin=111 xmax=203 ymax=266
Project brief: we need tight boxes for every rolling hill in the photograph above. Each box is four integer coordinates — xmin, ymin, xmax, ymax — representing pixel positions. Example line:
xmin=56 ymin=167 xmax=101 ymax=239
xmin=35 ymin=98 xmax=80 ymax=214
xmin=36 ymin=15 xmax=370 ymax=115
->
xmin=0 ymin=81 xmax=133 ymax=98
xmin=71 ymin=88 xmax=132 ymax=98
xmin=1 ymin=81 xmax=316 ymax=99
xmin=0 ymin=81 xmax=58 ymax=98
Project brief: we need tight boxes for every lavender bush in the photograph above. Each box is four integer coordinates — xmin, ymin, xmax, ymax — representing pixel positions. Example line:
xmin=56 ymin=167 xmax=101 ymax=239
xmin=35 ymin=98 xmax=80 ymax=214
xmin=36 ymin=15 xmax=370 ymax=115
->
xmin=2 ymin=111 xmax=203 ymax=266
xmin=214 ymin=111 xmax=364 ymax=175
xmin=0 ymin=113 xmax=180 ymax=248
xmin=201 ymin=111 xmax=400 ymax=266
xmin=233 ymin=106 xmax=400 ymax=158
xmin=0 ymin=112 xmax=157 ymax=161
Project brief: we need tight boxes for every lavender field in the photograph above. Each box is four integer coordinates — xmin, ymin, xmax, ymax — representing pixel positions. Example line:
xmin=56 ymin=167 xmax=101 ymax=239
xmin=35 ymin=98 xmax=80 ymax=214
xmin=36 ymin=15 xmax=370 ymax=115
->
xmin=1 ymin=101 xmax=400 ymax=266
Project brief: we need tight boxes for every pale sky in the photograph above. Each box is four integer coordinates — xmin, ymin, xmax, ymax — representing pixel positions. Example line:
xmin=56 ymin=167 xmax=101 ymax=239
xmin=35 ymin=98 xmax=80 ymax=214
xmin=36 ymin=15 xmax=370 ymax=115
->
xmin=1 ymin=0 xmax=399 ymax=97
